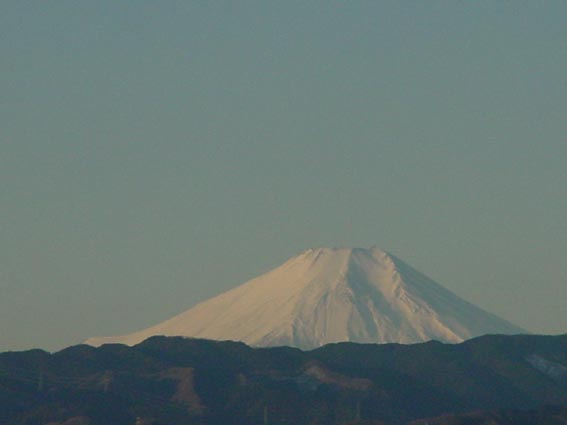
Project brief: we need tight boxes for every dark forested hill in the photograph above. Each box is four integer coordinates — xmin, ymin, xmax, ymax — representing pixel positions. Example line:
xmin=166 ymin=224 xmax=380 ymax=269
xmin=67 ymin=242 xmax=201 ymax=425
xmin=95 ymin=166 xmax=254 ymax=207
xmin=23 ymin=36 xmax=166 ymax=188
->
xmin=1 ymin=334 xmax=566 ymax=425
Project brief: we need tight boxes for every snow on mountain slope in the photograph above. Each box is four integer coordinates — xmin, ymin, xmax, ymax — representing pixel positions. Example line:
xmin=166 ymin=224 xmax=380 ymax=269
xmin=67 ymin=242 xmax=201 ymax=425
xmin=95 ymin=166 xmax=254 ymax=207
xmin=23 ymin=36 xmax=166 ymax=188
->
xmin=86 ymin=247 xmax=525 ymax=349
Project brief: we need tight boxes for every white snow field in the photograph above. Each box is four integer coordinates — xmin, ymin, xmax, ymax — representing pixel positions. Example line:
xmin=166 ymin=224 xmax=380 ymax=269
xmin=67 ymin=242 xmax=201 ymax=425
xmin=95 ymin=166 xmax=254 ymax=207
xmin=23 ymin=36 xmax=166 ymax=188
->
xmin=86 ymin=247 xmax=524 ymax=349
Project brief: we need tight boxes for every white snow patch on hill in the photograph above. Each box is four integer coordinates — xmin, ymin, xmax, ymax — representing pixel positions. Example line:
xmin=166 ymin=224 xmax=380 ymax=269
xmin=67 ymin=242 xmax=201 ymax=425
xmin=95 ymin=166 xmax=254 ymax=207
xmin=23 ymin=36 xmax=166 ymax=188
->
xmin=86 ymin=247 xmax=525 ymax=349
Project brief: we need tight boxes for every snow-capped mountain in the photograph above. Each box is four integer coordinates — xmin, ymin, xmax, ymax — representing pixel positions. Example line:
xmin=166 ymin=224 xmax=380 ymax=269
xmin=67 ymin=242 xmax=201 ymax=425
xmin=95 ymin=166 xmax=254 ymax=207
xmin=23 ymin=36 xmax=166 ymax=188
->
xmin=86 ymin=247 xmax=524 ymax=349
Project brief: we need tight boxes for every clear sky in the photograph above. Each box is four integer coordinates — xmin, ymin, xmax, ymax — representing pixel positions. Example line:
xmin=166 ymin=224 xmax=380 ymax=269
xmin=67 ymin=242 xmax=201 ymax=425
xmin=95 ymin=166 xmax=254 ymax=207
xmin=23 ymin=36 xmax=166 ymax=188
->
xmin=1 ymin=1 xmax=566 ymax=352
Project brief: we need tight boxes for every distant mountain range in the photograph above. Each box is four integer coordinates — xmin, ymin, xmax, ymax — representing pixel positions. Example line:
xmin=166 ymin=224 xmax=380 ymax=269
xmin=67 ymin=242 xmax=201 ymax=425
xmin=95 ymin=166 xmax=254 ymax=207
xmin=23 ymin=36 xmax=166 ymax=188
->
xmin=86 ymin=247 xmax=524 ymax=348
xmin=2 ymin=334 xmax=566 ymax=425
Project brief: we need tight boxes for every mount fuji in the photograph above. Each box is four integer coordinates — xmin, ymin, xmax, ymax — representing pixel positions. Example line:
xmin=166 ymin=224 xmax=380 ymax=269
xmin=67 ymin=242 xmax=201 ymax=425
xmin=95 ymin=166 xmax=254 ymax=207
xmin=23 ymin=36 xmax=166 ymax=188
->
xmin=86 ymin=247 xmax=525 ymax=349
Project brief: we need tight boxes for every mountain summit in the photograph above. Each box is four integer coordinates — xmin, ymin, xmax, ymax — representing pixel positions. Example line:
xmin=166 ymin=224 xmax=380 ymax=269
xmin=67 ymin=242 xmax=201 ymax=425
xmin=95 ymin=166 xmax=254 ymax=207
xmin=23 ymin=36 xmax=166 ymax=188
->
xmin=86 ymin=247 xmax=524 ymax=349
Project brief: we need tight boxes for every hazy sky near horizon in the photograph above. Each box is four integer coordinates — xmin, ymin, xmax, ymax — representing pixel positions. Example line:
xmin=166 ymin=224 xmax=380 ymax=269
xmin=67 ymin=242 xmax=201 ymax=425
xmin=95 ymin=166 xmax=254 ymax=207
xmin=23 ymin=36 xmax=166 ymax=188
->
xmin=1 ymin=1 xmax=566 ymax=352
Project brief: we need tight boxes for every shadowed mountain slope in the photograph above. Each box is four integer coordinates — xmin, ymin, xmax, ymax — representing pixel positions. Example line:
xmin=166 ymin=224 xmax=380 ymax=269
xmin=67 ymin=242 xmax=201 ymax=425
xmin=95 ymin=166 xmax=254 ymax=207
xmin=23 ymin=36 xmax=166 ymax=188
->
xmin=1 ymin=334 xmax=566 ymax=425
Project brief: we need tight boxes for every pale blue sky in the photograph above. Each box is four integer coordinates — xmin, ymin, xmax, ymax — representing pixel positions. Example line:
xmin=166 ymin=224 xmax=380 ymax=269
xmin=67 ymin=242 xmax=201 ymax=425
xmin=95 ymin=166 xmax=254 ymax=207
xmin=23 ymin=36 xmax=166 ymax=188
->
xmin=1 ymin=1 xmax=566 ymax=351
